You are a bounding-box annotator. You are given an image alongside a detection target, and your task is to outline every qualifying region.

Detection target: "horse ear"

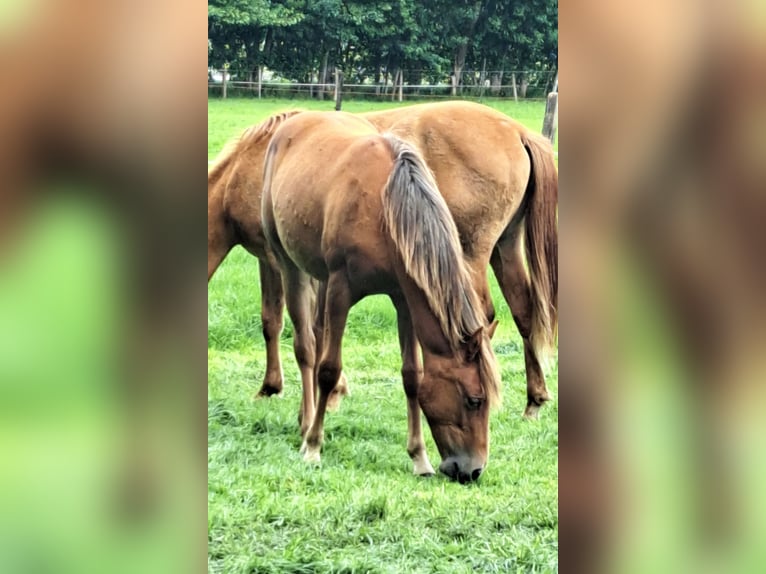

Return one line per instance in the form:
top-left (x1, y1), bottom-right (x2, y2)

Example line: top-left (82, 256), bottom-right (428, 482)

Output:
top-left (487, 320), bottom-right (499, 340)
top-left (465, 327), bottom-right (483, 363)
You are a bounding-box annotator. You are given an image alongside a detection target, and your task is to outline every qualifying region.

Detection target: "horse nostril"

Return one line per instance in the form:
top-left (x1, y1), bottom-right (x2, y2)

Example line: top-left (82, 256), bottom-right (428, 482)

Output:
top-left (471, 468), bottom-right (482, 481)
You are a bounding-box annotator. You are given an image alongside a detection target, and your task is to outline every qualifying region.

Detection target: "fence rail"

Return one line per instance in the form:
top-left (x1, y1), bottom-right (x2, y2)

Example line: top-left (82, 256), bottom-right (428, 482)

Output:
top-left (208, 69), bottom-right (558, 146)
top-left (208, 69), bottom-right (557, 102)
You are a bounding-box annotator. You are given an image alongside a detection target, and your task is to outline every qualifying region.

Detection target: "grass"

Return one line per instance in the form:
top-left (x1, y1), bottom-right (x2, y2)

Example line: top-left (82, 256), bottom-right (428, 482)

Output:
top-left (208, 97), bottom-right (555, 161)
top-left (208, 98), bottom-right (558, 573)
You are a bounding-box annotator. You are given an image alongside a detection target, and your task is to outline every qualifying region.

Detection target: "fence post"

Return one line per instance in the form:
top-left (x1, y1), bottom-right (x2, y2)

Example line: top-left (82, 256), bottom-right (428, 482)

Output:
top-left (257, 65), bottom-right (263, 99)
top-left (397, 70), bottom-right (403, 102)
top-left (222, 64), bottom-right (228, 99)
top-left (511, 72), bottom-right (518, 102)
top-left (479, 58), bottom-right (486, 100)
top-left (334, 67), bottom-right (343, 111)
top-left (542, 92), bottom-right (558, 145)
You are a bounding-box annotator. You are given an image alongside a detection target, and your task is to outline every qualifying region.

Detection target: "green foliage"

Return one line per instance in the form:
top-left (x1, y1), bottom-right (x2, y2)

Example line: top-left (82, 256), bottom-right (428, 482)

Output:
top-left (208, 0), bottom-right (558, 84)
top-left (208, 99), bottom-right (558, 573)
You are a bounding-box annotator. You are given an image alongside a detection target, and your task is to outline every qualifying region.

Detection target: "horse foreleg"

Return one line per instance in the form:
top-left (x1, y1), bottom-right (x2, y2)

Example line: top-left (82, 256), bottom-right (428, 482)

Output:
top-left (255, 259), bottom-right (285, 398)
top-left (302, 271), bottom-right (351, 464)
top-left (392, 295), bottom-right (435, 476)
top-left (491, 233), bottom-right (553, 419)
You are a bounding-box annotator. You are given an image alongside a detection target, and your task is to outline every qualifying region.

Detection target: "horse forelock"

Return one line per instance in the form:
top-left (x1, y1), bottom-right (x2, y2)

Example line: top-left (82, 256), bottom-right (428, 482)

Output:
top-left (381, 134), bottom-right (501, 406)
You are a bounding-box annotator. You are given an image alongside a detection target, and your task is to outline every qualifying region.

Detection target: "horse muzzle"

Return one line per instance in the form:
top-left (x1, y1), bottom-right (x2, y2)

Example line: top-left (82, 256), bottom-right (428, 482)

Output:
top-left (439, 457), bottom-right (484, 484)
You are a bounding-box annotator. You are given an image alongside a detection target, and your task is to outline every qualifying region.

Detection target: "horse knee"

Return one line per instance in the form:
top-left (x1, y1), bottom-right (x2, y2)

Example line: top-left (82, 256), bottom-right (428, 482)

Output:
top-left (261, 317), bottom-right (283, 342)
top-left (293, 334), bottom-right (315, 368)
top-left (401, 367), bottom-right (422, 398)
top-left (317, 362), bottom-right (341, 394)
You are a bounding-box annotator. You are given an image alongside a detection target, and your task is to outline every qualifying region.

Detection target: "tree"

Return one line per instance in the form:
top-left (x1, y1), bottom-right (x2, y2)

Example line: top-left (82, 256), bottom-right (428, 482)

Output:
top-left (207, 0), bottom-right (558, 97)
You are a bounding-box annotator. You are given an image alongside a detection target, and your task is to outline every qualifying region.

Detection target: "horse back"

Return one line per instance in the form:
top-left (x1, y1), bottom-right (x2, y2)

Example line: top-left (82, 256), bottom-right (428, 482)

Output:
top-left (363, 101), bottom-right (533, 254)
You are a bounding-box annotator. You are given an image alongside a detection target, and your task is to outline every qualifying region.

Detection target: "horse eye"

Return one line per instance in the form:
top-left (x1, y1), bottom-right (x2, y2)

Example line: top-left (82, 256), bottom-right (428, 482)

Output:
top-left (465, 396), bottom-right (483, 410)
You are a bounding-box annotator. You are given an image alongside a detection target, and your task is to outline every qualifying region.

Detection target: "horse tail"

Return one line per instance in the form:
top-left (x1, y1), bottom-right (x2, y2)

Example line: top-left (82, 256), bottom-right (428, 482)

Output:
top-left (520, 131), bottom-right (558, 363)
top-left (379, 134), bottom-right (475, 348)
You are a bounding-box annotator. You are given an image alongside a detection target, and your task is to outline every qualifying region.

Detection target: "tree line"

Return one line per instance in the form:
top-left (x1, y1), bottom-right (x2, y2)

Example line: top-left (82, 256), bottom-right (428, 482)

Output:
top-left (208, 0), bottom-right (557, 96)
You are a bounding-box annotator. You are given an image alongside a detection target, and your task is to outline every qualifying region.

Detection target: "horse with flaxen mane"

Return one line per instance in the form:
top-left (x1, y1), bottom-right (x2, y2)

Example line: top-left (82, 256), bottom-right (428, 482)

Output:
top-left (261, 111), bottom-right (501, 483)
top-left (208, 101), bottom-right (557, 420)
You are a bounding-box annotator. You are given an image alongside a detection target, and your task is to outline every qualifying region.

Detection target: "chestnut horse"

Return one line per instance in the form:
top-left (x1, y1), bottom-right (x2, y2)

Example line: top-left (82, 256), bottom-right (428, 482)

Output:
top-left (208, 101), bottom-right (557, 419)
top-left (262, 111), bottom-right (501, 482)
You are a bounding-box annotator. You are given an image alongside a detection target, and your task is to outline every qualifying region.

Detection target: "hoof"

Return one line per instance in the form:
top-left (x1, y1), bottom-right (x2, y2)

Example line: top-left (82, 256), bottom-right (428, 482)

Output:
top-left (255, 384), bottom-right (282, 399)
top-left (326, 389), bottom-right (345, 412)
top-left (326, 373), bottom-right (350, 412)
top-left (336, 372), bottom-right (350, 396)
top-left (417, 471), bottom-right (435, 478)
top-left (413, 457), bottom-right (435, 476)
top-left (523, 404), bottom-right (541, 420)
top-left (301, 441), bottom-right (321, 464)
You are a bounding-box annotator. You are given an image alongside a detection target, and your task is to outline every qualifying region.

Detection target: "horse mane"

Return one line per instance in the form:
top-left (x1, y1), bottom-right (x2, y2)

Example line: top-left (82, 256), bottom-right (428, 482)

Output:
top-left (380, 134), bottom-right (501, 406)
top-left (208, 110), bottom-right (305, 182)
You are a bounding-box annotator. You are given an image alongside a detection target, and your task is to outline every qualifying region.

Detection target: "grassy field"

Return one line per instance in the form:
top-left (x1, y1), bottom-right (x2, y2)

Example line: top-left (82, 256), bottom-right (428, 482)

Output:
top-left (208, 97), bottom-right (556, 161)
top-left (208, 97), bottom-right (558, 573)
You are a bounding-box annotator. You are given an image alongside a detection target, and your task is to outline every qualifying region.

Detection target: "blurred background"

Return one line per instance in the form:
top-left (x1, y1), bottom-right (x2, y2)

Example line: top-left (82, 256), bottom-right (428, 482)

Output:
top-left (0, 0), bottom-right (764, 572)
top-left (0, 1), bottom-right (207, 573)
top-left (560, 0), bottom-right (766, 572)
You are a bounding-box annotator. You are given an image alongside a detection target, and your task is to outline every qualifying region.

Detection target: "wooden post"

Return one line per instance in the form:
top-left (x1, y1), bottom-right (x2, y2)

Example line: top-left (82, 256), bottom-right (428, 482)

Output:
top-left (221, 65), bottom-right (228, 99)
top-left (397, 70), bottom-right (403, 102)
top-left (391, 69), bottom-right (400, 101)
top-left (257, 65), bottom-right (263, 99)
top-left (334, 67), bottom-right (343, 111)
top-left (511, 72), bottom-right (518, 102)
top-left (542, 92), bottom-right (558, 145)
top-left (319, 52), bottom-right (328, 100)
top-left (479, 58), bottom-right (486, 100)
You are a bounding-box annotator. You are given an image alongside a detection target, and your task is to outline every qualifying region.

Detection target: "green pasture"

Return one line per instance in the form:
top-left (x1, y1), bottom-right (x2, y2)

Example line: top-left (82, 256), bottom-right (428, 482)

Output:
top-left (208, 97), bottom-right (556, 161)
top-left (208, 98), bottom-right (558, 573)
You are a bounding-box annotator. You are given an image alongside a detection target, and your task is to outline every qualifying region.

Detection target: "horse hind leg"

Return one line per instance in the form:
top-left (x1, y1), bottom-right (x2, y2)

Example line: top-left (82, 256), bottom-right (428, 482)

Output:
top-left (254, 259), bottom-right (285, 398)
top-left (279, 263), bottom-right (318, 438)
top-left (302, 270), bottom-right (352, 464)
top-left (312, 279), bottom-right (349, 412)
top-left (491, 231), bottom-right (553, 419)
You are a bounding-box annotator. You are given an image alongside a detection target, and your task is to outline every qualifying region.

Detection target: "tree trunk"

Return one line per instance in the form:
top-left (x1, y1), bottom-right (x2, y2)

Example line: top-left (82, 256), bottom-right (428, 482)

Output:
top-left (319, 51), bottom-right (329, 100)
top-left (520, 74), bottom-right (529, 98)
top-left (490, 72), bottom-right (501, 95)
top-left (309, 70), bottom-right (314, 99)
top-left (451, 43), bottom-right (467, 96)
top-left (479, 58), bottom-right (486, 99)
